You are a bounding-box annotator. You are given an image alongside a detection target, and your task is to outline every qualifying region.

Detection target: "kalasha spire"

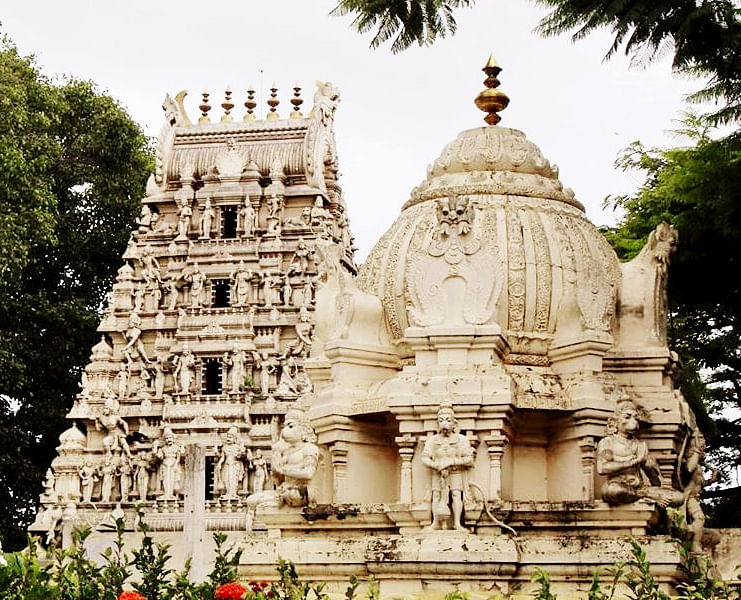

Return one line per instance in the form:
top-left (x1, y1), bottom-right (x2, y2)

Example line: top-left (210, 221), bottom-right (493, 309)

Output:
top-left (474, 54), bottom-right (510, 126)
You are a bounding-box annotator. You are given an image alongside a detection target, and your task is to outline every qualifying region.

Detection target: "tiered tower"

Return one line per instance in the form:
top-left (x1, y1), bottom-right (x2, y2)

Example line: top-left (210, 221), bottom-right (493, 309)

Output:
top-left (30, 82), bottom-right (356, 569)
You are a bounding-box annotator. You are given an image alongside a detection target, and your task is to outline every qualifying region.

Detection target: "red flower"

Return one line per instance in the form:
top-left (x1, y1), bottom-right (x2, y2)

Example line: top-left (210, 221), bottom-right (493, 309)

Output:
top-left (118, 592), bottom-right (147, 600)
top-left (215, 582), bottom-right (248, 600)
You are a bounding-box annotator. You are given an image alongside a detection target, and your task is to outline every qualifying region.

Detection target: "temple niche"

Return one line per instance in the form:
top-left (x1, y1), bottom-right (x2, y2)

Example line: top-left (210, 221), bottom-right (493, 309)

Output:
top-left (32, 59), bottom-right (719, 594)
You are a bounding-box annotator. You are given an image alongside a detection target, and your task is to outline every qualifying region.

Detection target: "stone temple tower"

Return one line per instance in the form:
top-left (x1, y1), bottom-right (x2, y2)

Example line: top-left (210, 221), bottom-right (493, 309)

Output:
top-left (33, 61), bottom-right (715, 594)
top-left (30, 82), bottom-right (356, 566)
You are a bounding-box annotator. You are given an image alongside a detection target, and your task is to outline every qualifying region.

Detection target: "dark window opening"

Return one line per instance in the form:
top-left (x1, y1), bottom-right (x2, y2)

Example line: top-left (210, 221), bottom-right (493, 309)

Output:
top-left (212, 279), bottom-right (231, 308)
top-left (206, 456), bottom-right (216, 500)
top-left (221, 206), bottom-right (238, 239)
top-left (202, 358), bottom-right (223, 395)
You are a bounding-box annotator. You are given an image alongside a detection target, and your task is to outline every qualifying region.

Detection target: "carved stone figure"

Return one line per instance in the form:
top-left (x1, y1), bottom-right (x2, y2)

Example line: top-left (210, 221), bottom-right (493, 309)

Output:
top-left (139, 245), bottom-right (162, 285)
top-left (43, 468), bottom-right (57, 501)
top-left (232, 261), bottom-right (252, 306)
top-left (154, 427), bottom-right (183, 500)
top-left (310, 196), bottom-right (332, 231)
top-left (282, 274), bottom-right (293, 306)
top-left (679, 428), bottom-right (709, 553)
top-left (173, 345), bottom-right (197, 395)
top-left (177, 198), bottom-right (193, 239)
top-left (96, 399), bottom-right (131, 457)
top-left (597, 397), bottom-right (683, 507)
top-left (421, 405), bottom-right (474, 531)
top-left (241, 199), bottom-right (256, 238)
top-left (224, 346), bottom-right (247, 393)
top-left (251, 449), bottom-right (268, 493)
top-left (200, 198), bottom-right (215, 238)
top-left (136, 204), bottom-right (155, 234)
top-left (78, 460), bottom-right (97, 503)
top-left (134, 450), bottom-right (152, 501)
top-left (216, 427), bottom-right (246, 500)
top-left (283, 306), bottom-right (313, 357)
top-left (291, 237), bottom-right (312, 276)
top-left (256, 351), bottom-right (278, 395)
top-left (118, 456), bottom-right (132, 503)
top-left (99, 454), bottom-right (116, 503)
top-left (245, 410), bottom-right (319, 531)
top-left (153, 354), bottom-right (167, 398)
top-left (165, 277), bottom-right (179, 310)
top-left (184, 262), bottom-right (207, 308)
top-left (124, 312), bottom-right (149, 363)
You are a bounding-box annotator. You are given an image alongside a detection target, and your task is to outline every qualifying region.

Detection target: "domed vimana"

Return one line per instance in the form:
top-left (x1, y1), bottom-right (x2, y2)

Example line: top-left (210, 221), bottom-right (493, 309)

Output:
top-left (33, 59), bottom-right (727, 594)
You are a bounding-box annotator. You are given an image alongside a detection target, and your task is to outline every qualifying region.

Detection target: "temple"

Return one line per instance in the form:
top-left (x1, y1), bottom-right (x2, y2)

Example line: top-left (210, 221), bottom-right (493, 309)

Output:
top-left (31, 59), bottom-right (722, 594)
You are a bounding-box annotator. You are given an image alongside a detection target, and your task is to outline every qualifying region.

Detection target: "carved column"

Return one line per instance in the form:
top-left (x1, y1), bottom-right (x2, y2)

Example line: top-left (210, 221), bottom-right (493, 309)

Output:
top-left (183, 444), bottom-right (206, 582)
top-left (578, 436), bottom-right (597, 501)
top-left (396, 434), bottom-right (416, 504)
top-left (329, 442), bottom-right (349, 503)
top-left (482, 433), bottom-right (508, 501)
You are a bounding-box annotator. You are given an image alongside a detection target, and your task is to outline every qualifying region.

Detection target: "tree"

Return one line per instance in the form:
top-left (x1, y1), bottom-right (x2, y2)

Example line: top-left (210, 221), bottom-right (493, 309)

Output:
top-left (602, 120), bottom-right (741, 525)
top-left (0, 37), bottom-right (153, 550)
top-left (333, 0), bottom-right (741, 123)
top-left (331, 0), bottom-right (473, 53)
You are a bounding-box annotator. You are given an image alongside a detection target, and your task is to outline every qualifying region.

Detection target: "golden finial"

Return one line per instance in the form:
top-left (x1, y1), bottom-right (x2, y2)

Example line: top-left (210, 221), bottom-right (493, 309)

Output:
top-left (474, 54), bottom-right (510, 126)
top-left (221, 87), bottom-right (234, 122)
top-left (198, 90), bottom-right (211, 124)
top-left (244, 87), bottom-right (256, 121)
top-left (267, 83), bottom-right (280, 120)
top-left (290, 83), bottom-right (303, 118)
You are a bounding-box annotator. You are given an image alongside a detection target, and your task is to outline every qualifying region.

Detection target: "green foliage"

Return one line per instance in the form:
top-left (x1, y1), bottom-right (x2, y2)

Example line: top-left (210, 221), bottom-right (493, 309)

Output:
top-left (624, 540), bottom-right (670, 600)
top-left (536, 1), bottom-right (741, 125)
top-left (333, 1), bottom-right (740, 124)
top-left (0, 35), bottom-right (153, 550)
top-left (204, 532), bottom-right (244, 598)
top-left (531, 568), bottom-right (558, 600)
top-left (331, 0), bottom-right (473, 53)
top-left (603, 122), bottom-right (741, 522)
top-left (0, 531), bottom-right (739, 600)
top-left (131, 523), bottom-right (174, 600)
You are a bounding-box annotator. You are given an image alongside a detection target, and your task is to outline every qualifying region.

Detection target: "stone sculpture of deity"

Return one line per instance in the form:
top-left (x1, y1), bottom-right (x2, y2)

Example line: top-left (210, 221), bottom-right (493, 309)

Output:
top-left (224, 345), bottom-right (248, 394)
top-left (200, 198), bottom-right (215, 239)
top-left (173, 344), bottom-right (197, 395)
top-left (597, 397), bottom-right (683, 508)
top-left (154, 427), bottom-right (184, 500)
top-left (96, 398), bottom-right (131, 457)
top-left (421, 405), bottom-right (475, 531)
top-left (216, 427), bottom-right (248, 500)
top-left (232, 261), bottom-right (253, 306)
top-left (78, 460), bottom-right (97, 503)
top-left (244, 409), bottom-right (319, 531)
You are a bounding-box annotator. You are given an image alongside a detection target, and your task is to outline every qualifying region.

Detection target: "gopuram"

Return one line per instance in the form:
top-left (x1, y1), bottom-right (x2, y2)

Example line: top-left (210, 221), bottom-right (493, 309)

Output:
top-left (31, 58), bottom-right (717, 595)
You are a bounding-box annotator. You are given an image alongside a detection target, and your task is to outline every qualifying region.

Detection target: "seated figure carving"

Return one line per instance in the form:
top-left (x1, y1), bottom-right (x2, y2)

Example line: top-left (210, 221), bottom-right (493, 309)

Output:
top-left (597, 397), bottom-right (682, 507)
top-left (245, 409), bottom-right (319, 531)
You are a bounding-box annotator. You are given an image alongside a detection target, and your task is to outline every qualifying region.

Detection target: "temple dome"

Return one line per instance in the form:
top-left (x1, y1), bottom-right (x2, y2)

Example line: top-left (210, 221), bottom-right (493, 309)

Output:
top-left (357, 123), bottom-right (621, 362)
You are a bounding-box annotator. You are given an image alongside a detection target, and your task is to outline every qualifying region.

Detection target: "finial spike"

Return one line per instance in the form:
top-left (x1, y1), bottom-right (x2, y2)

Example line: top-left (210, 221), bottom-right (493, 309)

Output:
top-left (290, 83), bottom-right (303, 118)
top-left (267, 83), bottom-right (280, 120)
top-left (244, 87), bottom-right (256, 121)
top-left (474, 54), bottom-right (510, 126)
top-left (221, 86), bottom-right (234, 122)
top-left (198, 89), bottom-right (211, 124)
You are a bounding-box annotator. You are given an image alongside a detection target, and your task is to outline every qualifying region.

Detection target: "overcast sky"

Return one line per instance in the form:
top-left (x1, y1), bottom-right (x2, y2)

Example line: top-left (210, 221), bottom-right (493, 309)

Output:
top-left (2, 0), bottom-right (699, 261)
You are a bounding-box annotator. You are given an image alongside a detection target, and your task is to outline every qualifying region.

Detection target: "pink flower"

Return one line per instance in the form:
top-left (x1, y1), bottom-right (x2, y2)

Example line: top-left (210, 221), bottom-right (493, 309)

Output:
top-left (215, 582), bottom-right (248, 600)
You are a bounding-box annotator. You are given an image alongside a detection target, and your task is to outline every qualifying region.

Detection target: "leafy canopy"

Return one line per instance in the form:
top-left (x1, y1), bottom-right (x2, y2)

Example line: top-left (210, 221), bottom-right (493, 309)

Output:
top-left (332, 0), bottom-right (741, 123)
top-left (0, 36), bottom-right (153, 550)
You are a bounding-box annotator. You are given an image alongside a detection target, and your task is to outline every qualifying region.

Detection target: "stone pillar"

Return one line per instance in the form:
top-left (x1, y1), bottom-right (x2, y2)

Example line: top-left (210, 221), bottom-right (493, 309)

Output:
top-left (396, 435), bottom-right (416, 504)
top-left (329, 442), bottom-right (349, 502)
top-left (578, 436), bottom-right (597, 501)
top-left (183, 444), bottom-right (206, 582)
top-left (482, 433), bottom-right (507, 501)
